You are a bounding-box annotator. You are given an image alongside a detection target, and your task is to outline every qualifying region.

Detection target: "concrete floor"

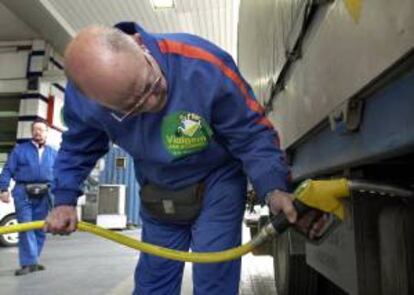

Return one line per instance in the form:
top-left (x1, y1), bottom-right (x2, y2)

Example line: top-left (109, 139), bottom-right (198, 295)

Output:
top-left (0, 226), bottom-right (276, 295)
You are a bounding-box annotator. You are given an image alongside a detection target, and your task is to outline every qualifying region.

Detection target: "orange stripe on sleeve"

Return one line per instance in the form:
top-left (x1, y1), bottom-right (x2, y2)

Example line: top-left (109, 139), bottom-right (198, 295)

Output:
top-left (158, 40), bottom-right (273, 127)
top-left (256, 117), bottom-right (273, 129)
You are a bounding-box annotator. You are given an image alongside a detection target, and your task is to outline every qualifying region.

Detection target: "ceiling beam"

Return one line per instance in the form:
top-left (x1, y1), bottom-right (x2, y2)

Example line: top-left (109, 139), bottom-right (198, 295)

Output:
top-left (1, 0), bottom-right (74, 54)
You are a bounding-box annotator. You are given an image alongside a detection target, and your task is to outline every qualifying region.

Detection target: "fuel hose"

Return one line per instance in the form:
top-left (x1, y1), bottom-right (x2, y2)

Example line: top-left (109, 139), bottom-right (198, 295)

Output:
top-left (0, 179), bottom-right (353, 263)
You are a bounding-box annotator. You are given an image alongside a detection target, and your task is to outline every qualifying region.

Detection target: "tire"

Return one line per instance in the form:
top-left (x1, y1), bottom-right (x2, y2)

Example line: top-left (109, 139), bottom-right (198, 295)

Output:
top-left (0, 214), bottom-right (19, 247)
top-left (273, 231), bottom-right (318, 295)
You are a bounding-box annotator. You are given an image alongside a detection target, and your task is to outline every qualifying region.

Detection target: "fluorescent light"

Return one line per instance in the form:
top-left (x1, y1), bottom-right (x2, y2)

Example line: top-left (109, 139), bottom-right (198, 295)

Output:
top-left (150, 0), bottom-right (175, 9)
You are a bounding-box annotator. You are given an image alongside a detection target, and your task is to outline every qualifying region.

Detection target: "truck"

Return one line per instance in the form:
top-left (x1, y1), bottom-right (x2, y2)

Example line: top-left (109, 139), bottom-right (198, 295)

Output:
top-left (238, 0), bottom-right (414, 294)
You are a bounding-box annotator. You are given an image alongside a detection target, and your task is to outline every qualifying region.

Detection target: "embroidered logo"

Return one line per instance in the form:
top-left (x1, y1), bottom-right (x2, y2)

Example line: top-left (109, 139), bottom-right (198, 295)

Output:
top-left (161, 111), bottom-right (213, 157)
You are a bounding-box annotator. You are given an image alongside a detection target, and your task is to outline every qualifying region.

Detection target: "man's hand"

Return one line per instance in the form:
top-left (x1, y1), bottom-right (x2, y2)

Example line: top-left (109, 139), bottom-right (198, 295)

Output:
top-left (267, 190), bottom-right (330, 239)
top-left (44, 205), bottom-right (78, 234)
top-left (0, 191), bottom-right (10, 203)
top-left (266, 190), bottom-right (297, 223)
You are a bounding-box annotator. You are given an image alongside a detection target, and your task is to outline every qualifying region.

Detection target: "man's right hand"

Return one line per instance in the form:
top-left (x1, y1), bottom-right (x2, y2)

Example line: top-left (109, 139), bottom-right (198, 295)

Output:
top-left (44, 205), bottom-right (78, 234)
top-left (0, 191), bottom-right (10, 203)
top-left (266, 190), bottom-right (298, 223)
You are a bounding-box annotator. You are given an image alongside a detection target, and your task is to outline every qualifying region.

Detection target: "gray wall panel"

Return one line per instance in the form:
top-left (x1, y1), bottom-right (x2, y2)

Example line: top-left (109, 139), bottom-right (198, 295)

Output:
top-left (239, 0), bottom-right (414, 148)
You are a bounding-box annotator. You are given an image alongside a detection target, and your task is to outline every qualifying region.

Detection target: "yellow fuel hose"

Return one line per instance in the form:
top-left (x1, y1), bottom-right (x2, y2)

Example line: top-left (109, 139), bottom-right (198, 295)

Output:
top-left (0, 178), bottom-right (351, 263)
top-left (0, 220), bottom-right (258, 263)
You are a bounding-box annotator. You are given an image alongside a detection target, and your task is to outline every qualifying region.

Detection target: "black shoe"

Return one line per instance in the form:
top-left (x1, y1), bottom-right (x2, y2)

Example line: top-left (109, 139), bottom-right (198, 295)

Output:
top-left (14, 264), bottom-right (45, 276)
top-left (15, 266), bottom-right (35, 276)
top-left (35, 264), bottom-right (45, 271)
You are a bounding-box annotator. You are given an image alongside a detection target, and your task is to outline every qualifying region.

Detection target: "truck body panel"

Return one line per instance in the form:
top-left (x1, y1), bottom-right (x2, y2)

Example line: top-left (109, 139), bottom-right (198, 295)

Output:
top-left (238, 0), bottom-right (414, 148)
top-left (238, 1), bottom-right (414, 294)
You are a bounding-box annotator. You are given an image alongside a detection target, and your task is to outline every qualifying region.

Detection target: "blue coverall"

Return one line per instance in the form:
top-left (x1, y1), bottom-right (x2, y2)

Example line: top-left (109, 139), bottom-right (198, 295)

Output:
top-left (0, 141), bottom-right (56, 266)
top-left (52, 22), bottom-right (290, 294)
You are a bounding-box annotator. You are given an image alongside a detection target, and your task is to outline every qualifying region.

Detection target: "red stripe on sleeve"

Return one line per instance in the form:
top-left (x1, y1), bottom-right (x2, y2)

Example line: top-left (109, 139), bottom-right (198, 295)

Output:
top-left (158, 40), bottom-right (272, 125)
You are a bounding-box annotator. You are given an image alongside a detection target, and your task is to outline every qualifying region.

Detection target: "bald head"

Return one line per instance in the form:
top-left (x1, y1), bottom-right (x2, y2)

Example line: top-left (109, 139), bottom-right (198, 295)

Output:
top-left (64, 25), bottom-right (148, 110)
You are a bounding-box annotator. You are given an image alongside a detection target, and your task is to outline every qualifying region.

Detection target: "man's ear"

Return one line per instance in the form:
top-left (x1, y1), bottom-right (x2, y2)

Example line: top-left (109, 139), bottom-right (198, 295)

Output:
top-left (131, 33), bottom-right (149, 52)
top-left (131, 33), bottom-right (144, 46)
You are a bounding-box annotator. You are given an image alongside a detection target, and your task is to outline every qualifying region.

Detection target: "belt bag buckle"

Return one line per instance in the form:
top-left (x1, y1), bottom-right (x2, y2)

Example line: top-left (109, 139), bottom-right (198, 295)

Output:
top-left (140, 183), bottom-right (205, 223)
top-left (25, 183), bottom-right (49, 198)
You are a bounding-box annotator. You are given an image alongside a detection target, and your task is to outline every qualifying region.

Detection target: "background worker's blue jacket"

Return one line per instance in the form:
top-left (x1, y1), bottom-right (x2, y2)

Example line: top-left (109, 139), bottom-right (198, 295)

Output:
top-left (0, 142), bottom-right (57, 189)
top-left (0, 141), bottom-right (56, 267)
top-left (52, 22), bottom-right (290, 206)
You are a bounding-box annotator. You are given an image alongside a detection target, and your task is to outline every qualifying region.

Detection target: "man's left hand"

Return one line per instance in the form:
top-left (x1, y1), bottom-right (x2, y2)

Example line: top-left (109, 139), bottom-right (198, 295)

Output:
top-left (266, 190), bottom-right (330, 239)
top-left (266, 190), bottom-right (297, 223)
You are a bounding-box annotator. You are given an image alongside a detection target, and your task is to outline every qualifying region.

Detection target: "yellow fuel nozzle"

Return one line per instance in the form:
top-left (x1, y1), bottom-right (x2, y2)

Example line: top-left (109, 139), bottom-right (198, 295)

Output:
top-left (269, 178), bottom-right (351, 236)
top-left (294, 178), bottom-right (350, 220)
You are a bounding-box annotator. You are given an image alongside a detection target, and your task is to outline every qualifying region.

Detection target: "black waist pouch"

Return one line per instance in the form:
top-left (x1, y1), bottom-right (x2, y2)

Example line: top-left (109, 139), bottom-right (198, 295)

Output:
top-left (140, 183), bottom-right (205, 223)
top-left (25, 183), bottom-right (49, 198)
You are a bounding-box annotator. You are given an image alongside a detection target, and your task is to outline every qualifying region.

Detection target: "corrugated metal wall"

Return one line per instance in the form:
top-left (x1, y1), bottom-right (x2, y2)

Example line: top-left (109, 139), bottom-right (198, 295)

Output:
top-left (100, 145), bottom-right (141, 226)
top-left (46, 0), bottom-right (239, 58)
top-left (21, 0), bottom-right (240, 59)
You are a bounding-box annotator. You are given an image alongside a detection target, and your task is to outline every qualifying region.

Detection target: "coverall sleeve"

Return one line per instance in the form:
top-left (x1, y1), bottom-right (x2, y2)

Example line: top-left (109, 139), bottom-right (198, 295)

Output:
top-left (211, 62), bottom-right (290, 201)
top-left (52, 83), bottom-right (110, 206)
top-left (0, 147), bottom-right (18, 191)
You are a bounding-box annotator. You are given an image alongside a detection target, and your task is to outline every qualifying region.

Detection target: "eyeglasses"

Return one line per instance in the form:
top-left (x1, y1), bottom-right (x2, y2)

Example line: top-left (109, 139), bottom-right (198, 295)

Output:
top-left (111, 54), bottom-right (162, 122)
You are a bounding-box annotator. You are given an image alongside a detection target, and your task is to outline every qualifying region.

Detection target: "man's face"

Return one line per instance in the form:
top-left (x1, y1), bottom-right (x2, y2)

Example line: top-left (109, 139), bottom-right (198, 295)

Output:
top-left (82, 45), bottom-right (168, 119)
top-left (31, 122), bottom-right (48, 144)
top-left (114, 51), bottom-right (168, 117)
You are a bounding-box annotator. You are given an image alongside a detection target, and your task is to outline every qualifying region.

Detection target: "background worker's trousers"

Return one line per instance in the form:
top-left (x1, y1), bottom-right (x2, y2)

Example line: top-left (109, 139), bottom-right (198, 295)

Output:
top-left (13, 185), bottom-right (50, 267)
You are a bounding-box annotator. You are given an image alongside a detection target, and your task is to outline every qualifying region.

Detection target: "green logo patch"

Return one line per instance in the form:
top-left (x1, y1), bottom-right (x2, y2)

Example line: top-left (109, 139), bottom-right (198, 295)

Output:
top-left (161, 111), bottom-right (213, 157)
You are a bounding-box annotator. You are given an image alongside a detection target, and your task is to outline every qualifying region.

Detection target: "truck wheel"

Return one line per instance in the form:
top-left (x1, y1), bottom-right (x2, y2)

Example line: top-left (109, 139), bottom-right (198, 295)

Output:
top-left (0, 214), bottom-right (19, 247)
top-left (273, 231), bottom-right (318, 295)
top-left (379, 204), bottom-right (414, 295)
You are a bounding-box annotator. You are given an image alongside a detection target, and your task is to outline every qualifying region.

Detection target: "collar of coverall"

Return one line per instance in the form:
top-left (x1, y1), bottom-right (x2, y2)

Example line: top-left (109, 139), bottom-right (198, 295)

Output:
top-left (31, 140), bottom-right (45, 149)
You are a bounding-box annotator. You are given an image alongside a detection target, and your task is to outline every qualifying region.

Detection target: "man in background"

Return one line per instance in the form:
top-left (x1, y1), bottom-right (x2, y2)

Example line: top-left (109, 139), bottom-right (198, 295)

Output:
top-left (0, 119), bottom-right (57, 275)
